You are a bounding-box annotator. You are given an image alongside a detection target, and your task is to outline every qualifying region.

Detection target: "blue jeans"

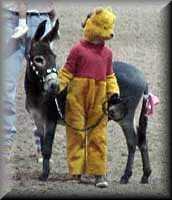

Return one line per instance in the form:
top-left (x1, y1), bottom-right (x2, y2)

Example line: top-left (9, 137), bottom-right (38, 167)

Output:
top-left (1, 10), bottom-right (53, 148)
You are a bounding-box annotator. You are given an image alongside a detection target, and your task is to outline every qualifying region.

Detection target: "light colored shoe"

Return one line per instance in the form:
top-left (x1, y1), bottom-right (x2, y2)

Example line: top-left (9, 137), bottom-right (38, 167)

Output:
top-left (11, 24), bottom-right (28, 39)
top-left (95, 175), bottom-right (108, 188)
top-left (0, 153), bottom-right (11, 162)
top-left (0, 145), bottom-right (14, 161)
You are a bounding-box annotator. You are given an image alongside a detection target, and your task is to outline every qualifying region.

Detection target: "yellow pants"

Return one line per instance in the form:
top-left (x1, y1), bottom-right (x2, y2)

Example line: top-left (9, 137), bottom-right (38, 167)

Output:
top-left (65, 77), bottom-right (108, 175)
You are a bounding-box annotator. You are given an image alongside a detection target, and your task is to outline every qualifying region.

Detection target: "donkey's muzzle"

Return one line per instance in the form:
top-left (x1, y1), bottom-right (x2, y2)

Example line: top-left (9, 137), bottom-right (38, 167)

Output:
top-left (108, 101), bottom-right (128, 121)
top-left (108, 108), bottom-right (115, 120)
top-left (44, 72), bottom-right (59, 94)
top-left (47, 80), bottom-right (59, 94)
top-left (50, 82), bottom-right (58, 90)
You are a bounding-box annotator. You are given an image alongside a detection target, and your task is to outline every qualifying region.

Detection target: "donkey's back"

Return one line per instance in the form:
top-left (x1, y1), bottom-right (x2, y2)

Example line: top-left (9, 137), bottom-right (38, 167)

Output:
top-left (114, 61), bottom-right (148, 107)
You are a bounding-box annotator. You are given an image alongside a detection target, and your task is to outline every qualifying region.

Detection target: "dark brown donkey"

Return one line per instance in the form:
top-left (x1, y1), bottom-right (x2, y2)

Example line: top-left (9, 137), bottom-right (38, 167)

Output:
top-left (24, 19), bottom-right (66, 181)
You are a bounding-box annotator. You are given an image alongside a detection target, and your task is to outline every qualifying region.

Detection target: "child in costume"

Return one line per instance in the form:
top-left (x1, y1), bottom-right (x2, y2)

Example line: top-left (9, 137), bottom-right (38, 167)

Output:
top-left (58, 7), bottom-right (120, 187)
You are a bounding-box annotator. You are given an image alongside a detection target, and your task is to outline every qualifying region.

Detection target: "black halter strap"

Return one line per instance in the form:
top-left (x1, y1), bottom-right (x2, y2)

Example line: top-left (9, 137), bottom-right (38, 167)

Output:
top-left (27, 54), bottom-right (58, 84)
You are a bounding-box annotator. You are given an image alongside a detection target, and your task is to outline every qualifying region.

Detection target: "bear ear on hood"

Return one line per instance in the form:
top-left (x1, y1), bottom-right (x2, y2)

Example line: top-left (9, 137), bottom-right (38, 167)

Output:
top-left (106, 7), bottom-right (113, 12)
top-left (94, 7), bottom-right (103, 15)
top-left (81, 12), bottom-right (93, 28)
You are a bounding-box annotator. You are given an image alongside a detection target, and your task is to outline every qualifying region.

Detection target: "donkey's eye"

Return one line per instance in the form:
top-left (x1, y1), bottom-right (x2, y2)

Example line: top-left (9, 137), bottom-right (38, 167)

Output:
top-left (33, 55), bottom-right (46, 67)
top-left (35, 57), bottom-right (43, 63)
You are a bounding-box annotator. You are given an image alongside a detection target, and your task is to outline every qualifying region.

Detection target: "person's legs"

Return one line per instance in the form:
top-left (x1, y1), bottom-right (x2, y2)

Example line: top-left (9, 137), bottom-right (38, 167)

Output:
top-left (86, 119), bottom-right (109, 188)
top-left (0, 11), bottom-right (25, 159)
top-left (2, 49), bottom-right (25, 140)
top-left (85, 80), bottom-right (109, 187)
top-left (66, 127), bottom-right (85, 175)
top-left (64, 78), bottom-right (86, 175)
top-left (86, 120), bottom-right (108, 175)
top-left (1, 12), bottom-right (53, 159)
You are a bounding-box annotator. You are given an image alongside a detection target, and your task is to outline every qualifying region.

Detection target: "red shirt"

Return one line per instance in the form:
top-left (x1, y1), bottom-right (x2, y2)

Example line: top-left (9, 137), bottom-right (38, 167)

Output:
top-left (65, 39), bottom-right (113, 81)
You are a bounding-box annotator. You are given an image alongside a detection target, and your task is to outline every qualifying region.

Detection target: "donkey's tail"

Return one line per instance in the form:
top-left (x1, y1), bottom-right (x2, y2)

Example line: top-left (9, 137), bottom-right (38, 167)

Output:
top-left (137, 84), bottom-right (149, 148)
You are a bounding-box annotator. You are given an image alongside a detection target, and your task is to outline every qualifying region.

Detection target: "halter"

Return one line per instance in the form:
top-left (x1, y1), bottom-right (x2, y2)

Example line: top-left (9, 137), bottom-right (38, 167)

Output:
top-left (27, 54), bottom-right (58, 84)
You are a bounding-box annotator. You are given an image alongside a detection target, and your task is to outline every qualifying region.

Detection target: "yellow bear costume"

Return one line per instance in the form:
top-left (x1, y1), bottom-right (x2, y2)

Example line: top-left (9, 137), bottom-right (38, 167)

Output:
top-left (59, 7), bottom-right (119, 175)
top-left (83, 7), bottom-right (116, 41)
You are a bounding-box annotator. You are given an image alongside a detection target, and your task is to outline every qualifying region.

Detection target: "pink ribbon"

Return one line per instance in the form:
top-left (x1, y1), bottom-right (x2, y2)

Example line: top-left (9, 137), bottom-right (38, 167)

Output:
top-left (145, 93), bottom-right (159, 116)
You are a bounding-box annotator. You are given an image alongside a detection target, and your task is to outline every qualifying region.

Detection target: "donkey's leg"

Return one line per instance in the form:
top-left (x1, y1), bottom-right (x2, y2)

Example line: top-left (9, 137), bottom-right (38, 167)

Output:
top-left (32, 114), bottom-right (44, 162)
top-left (137, 114), bottom-right (152, 184)
top-left (33, 127), bottom-right (43, 159)
top-left (39, 120), bottom-right (56, 181)
top-left (31, 109), bottom-right (44, 159)
top-left (119, 119), bottom-right (137, 184)
top-left (138, 140), bottom-right (151, 184)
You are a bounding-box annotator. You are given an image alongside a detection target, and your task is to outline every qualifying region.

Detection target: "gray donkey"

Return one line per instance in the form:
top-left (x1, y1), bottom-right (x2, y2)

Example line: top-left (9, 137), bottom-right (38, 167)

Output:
top-left (25, 20), bottom-right (154, 184)
top-left (108, 62), bottom-right (152, 184)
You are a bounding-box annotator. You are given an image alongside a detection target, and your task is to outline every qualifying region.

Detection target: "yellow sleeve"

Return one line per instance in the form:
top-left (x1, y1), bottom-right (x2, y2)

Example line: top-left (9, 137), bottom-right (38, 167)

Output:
top-left (58, 67), bottom-right (73, 92)
top-left (106, 73), bottom-right (120, 98)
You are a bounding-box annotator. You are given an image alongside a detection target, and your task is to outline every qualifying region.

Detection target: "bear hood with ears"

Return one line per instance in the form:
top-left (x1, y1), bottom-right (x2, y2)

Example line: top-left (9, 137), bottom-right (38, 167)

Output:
top-left (83, 7), bottom-right (116, 41)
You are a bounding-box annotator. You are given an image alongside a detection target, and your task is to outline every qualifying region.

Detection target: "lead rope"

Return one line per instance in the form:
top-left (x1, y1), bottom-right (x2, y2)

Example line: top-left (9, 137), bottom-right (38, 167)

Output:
top-left (55, 98), bottom-right (63, 119)
top-left (55, 98), bottom-right (107, 132)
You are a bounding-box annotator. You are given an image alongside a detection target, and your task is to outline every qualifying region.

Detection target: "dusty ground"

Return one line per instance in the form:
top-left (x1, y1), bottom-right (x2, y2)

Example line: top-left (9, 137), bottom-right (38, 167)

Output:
top-left (1, 0), bottom-right (171, 199)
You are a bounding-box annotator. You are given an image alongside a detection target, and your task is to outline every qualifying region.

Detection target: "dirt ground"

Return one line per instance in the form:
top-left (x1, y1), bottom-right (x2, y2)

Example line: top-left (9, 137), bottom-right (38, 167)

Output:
top-left (1, 0), bottom-right (171, 199)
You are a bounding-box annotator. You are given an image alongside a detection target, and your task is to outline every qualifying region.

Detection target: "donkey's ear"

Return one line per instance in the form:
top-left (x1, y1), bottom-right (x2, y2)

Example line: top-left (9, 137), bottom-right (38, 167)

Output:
top-left (33, 20), bottom-right (47, 41)
top-left (42, 18), bottom-right (60, 43)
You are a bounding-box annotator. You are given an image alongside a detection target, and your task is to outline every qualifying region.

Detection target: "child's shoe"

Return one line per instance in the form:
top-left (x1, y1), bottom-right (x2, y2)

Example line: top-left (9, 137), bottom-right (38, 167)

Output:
top-left (72, 175), bottom-right (81, 181)
top-left (95, 175), bottom-right (108, 188)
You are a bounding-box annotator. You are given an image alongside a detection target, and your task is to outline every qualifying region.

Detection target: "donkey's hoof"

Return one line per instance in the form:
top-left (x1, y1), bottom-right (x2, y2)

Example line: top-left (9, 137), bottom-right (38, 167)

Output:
top-left (39, 174), bottom-right (48, 181)
top-left (141, 169), bottom-right (151, 184)
top-left (120, 176), bottom-right (129, 184)
top-left (141, 176), bottom-right (149, 184)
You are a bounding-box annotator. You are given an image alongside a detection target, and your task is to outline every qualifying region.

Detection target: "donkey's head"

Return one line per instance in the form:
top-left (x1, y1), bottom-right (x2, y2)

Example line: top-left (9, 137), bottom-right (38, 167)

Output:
top-left (27, 19), bottom-right (60, 94)
top-left (108, 95), bottom-right (129, 121)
